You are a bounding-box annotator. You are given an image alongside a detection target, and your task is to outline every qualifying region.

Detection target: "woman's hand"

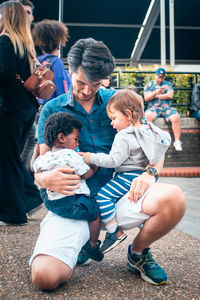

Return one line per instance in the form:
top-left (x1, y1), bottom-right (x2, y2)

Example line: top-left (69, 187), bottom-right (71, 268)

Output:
top-left (34, 168), bottom-right (81, 196)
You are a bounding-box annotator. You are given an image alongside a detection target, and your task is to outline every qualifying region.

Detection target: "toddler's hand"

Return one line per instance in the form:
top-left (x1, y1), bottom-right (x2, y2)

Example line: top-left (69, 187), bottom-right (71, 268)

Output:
top-left (78, 152), bottom-right (91, 165)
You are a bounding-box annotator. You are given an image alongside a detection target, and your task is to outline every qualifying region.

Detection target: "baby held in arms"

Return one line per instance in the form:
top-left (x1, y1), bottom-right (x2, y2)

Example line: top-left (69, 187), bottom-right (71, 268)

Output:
top-left (80, 89), bottom-right (171, 254)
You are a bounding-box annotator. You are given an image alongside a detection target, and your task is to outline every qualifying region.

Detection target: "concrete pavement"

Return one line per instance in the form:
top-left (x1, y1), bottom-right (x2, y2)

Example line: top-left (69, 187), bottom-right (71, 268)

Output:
top-left (159, 177), bottom-right (200, 239)
top-left (0, 177), bottom-right (199, 299)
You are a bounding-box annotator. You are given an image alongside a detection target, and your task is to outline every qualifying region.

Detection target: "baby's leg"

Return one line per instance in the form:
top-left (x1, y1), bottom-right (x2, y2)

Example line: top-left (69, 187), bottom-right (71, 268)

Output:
top-left (96, 176), bottom-right (130, 233)
top-left (81, 216), bottom-right (103, 262)
top-left (88, 215), bottom-right (101, 248)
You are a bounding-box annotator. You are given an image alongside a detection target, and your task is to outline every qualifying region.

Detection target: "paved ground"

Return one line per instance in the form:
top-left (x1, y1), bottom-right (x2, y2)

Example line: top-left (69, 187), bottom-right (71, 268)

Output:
top-left (0, 177), bottom-right (199, 299)
top-left (159, 177), bottom-right (200, 239)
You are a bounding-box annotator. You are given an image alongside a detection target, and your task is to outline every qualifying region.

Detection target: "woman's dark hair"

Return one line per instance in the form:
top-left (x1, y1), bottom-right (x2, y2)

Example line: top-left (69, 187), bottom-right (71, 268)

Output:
top-left (44, 112), bottom-right (82, 147)
top-left (67, 38), bottom-right (115, 82)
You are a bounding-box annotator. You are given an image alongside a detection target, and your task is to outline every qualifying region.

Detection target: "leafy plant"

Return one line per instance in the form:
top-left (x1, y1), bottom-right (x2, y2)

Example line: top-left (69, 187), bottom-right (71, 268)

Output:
top-left (111, 67), bottom-right (197, 116)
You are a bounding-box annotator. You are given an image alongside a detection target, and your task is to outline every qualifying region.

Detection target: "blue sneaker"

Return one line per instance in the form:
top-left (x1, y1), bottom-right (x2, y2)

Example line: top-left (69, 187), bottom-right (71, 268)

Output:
top-left (76, 252), bottom-right (91, 266)
top-left (76, 240), bottom-right (103, 266)
top-left (100, 228), bottom-right (127, 254)
top-left (82, 240), bottom-right (104, 262)
top-left (127, 245), bottom-right (167, 285)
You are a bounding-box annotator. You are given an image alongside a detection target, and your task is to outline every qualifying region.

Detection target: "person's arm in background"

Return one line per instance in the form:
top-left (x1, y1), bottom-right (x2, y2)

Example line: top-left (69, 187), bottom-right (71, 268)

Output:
top-left (128, 155), bottom-right (165, 202)
top-left (143, 82), bottom-right (159, 102)
top-left (144, 89), bottom-right (158, 102)
top-left (157, 88), bottom-right (174, 100)
top-left (51, 57), bottom-right (71, 97)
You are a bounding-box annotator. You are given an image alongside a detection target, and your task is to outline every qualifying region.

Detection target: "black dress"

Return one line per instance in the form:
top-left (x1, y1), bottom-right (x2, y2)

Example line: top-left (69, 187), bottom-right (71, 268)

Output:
top-left (0, 35), bottom-right (42, 224)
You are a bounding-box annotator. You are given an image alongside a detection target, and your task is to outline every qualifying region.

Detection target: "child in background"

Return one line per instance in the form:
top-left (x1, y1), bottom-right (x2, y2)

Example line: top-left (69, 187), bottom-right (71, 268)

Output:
top-left (32, 19), bottom-right (71, 107)
top-left (80, 89), bottom-right (171, 253)
top-left (33, 112), bottom-right (103, 262)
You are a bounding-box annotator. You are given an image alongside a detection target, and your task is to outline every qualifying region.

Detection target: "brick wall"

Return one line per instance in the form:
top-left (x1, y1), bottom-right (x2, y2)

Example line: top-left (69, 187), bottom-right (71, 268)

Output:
top-left (154, 118), bottom-right (200, 168)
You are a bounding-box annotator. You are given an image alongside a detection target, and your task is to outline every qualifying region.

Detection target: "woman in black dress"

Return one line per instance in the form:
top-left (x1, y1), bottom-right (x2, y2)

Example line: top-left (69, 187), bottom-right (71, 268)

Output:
top-left (0, 1), bottom-right (42, 225)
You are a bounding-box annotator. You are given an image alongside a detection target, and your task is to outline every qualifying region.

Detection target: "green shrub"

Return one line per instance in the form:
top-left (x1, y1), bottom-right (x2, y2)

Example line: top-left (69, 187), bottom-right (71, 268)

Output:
top-left (112, 67), bottom-right (198, 116)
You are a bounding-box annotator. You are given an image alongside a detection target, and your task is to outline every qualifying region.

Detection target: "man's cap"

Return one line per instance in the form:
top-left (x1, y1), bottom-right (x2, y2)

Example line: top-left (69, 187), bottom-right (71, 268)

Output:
top-left (155, 68), bottom-right (166, 77)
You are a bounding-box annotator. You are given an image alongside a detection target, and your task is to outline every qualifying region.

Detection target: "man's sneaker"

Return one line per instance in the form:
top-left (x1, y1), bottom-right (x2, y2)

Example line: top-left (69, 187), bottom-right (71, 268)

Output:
top-left (127, 262), bottom-right (140, 275)
top-left (127, 245), bottom-right (167, 285)
top-left (81, 240), bottom-right (104, 262)
top-left (173, 140), bottom-right (182, 151)
top-left (100, 228), bottom-right (127, 254)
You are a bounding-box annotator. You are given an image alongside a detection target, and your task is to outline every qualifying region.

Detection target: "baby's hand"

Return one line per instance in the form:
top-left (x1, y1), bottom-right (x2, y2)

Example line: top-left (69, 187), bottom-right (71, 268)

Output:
top-left (78, 152), bottom-right (91, 165)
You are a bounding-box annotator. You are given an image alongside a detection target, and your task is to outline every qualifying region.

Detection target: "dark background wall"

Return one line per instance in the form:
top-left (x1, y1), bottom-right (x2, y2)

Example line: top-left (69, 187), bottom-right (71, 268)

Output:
top-left (19, 0), bottom-right (200, 63)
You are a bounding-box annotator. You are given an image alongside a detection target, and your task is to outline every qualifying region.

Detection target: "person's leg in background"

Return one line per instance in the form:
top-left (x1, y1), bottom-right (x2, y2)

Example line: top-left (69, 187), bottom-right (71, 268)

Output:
top-left (0, 107), bottom-right (42, 225)
top-left (167, 109), bottom-right (182, 151)
top-left (144, 108), bottom-right (157, 123)
top-left (20, 122), bottom-right (37, 170)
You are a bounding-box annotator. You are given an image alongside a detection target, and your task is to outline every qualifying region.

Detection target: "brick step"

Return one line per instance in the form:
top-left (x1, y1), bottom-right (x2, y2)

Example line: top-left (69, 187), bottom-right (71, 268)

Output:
top-left (160, 167), bottom-right (200, 177)
top-left (154, 118), bottom-right (200, 168)
top-left (164, 150), bottom-right (200, 167)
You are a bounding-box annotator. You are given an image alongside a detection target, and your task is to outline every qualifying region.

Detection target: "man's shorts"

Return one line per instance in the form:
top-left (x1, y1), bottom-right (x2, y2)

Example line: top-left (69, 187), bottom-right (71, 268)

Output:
top-left (145, 105), bottom-right (178, 122)
top-left (29, 186), bottom-right (154, 270)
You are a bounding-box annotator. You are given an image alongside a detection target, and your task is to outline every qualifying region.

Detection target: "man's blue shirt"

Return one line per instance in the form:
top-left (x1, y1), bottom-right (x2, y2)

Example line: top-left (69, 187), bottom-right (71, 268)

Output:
top-left (38, 87), bottom-right (116, 154)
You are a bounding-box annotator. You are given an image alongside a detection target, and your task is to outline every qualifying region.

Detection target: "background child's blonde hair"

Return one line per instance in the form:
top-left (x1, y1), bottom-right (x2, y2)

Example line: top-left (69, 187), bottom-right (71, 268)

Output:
top-left (106, 89), bottom-right (144, 123)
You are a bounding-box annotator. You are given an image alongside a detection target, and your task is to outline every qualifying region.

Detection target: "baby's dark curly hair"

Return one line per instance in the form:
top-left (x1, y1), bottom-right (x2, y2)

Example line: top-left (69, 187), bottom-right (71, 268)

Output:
top-left (44, 112), bottom-right (82, 148)
top-left (32, 19), bottom-right (69, 53)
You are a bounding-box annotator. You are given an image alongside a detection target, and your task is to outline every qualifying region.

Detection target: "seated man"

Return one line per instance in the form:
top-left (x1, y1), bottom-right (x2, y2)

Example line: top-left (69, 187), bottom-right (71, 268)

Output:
top-left (144, 68), bottom-right (182, 151)
top-left (30, 39), bottom-right (186, 290)
top-left (189, 82), bottom-right (200, 120)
